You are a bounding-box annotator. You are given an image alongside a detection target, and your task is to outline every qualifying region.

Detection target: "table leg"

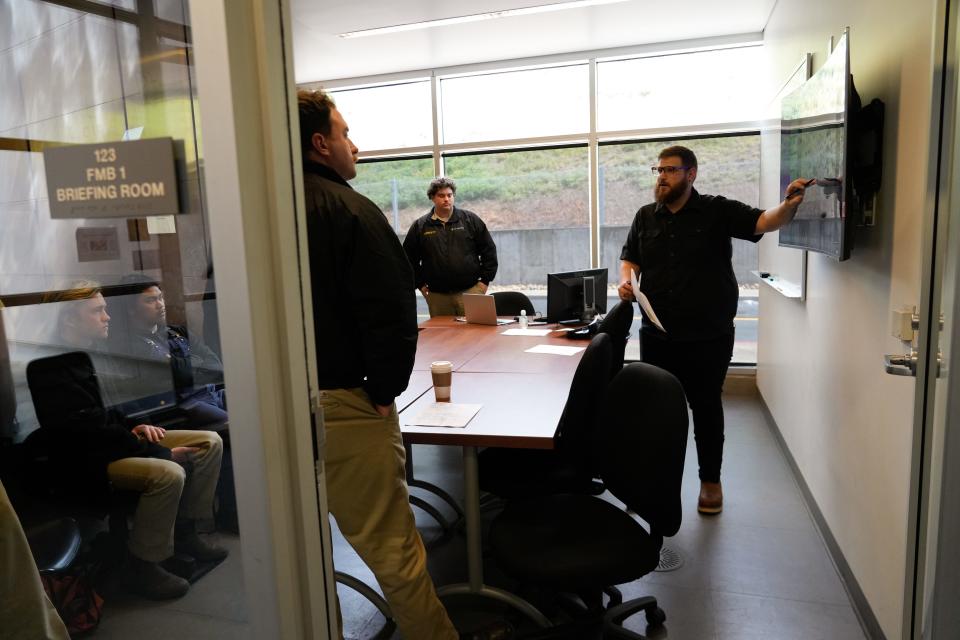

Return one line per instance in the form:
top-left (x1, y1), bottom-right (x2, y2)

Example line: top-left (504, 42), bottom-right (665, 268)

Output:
top-left (463, 445), bottom-right (484, 590)
top-left (434, 446), bottom-right (551, 628)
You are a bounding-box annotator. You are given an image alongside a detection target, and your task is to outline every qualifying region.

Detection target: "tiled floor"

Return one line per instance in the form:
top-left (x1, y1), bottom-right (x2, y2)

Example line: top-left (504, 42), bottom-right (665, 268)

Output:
top-left (335, 385), bottom-right (868, 640)
top-left (91, 384), bottom-right (868, 639)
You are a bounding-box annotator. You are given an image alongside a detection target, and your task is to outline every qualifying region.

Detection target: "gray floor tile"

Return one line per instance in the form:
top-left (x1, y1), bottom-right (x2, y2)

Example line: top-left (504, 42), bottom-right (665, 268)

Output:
top-left (616, 581), bottom-right (719, 640)
top-left (94, 534), bottom-right (249, 637)
top-left (713, 591), bottom-right (866, 640)
top-left (646, 522), bottom-right (850, 606)
top-left (95, 608), bottom-right (251, 640)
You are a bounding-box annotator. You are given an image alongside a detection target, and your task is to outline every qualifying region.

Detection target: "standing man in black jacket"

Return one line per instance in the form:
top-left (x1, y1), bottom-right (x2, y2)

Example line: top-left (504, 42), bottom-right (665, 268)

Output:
top-left (403, 178), bottom-right (498, 317)
top-left (297, 89), bottom-right (463, 640)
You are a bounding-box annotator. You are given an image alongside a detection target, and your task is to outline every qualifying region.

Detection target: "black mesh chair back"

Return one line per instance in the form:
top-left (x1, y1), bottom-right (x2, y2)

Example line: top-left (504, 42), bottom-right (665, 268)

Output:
top-left (556, 333), bottom-right (613, 464)
top-left (597, 300), bottom-right (634, 379)
top-left (478, 333), bottom-right (611, 499)
top-left (492, 291), bottom-right (536, 316)
top-left (26, 351), bottom-right (117, 498)
top-left (596, 362), bottom-right (688, 537)
top-left (27, 351), bottom-right (107, 432)
top-left (488, 361), bottom-right (689, 637)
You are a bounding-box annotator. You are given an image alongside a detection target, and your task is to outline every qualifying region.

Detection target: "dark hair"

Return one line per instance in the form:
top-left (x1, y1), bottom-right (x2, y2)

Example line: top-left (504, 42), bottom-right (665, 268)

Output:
top-left (427, 177), bottom-right (457, 199)
top-left (119, 273), bottom-right (160, 296)
top-left (658, 145), bottom-right (698, 169)
top-left (297, 89), bottom-right (336, 155)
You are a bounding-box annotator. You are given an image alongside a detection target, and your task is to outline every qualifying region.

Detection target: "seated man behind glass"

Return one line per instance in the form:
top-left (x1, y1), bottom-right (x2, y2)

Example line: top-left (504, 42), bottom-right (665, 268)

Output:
top-left (48, 283), bottom-right (227, 599)
top-left (112, 275), bottom-right (227, 431)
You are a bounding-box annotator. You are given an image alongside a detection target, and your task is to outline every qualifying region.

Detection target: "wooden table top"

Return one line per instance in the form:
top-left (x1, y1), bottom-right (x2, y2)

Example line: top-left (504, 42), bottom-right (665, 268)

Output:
top-left (401, 318), bottom-right (587, 449)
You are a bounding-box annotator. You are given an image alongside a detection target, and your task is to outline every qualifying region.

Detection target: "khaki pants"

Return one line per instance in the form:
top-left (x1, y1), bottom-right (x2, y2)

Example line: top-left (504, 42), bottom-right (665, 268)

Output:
top-left (320, 388), bottom-right (457, 640)
top-left (107, 430), bottom-right (223, 562)
top-left (0, 479), bottom-right (70, 640)
top-left (425, 282), bottom-right (486, 317)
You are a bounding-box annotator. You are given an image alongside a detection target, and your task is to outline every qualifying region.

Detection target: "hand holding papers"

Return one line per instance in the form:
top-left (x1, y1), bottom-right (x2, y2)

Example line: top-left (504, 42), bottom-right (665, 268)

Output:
top-left (410, 403), bottom-right (482, 428)
top-left (631, 269), bottom-right (666, 333)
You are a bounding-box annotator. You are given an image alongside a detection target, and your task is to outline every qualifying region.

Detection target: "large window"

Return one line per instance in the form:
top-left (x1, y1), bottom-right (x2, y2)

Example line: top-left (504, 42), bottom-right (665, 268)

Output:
top-left (327, 80), bottom-right (433, 151)
top-left (597, 46), bottom-right (766, 131)
top-left (315, 43), bottom-right (766, 361)
top-left (445, 146), bottom-right (590, 287)
top-left (353, 156), bottom-right (435, 233)
top-left (440, 64), bottom-right (589, 143)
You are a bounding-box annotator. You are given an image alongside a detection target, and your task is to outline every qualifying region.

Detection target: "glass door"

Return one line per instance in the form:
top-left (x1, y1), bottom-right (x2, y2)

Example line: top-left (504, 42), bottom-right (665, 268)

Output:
top-left (0, 1), bottom-right (333, 637)
top-left (910, 0), bottom-right (960, 635)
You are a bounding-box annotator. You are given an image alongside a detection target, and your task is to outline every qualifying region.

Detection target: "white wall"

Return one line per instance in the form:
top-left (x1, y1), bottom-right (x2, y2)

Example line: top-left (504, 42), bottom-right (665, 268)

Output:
top-left (757, 1), bottom-right (940, 638)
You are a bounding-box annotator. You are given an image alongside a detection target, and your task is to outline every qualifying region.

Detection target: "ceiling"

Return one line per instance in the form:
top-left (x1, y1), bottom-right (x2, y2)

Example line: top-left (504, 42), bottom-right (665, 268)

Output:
top-left (290, 0), bottom-right (777, 84)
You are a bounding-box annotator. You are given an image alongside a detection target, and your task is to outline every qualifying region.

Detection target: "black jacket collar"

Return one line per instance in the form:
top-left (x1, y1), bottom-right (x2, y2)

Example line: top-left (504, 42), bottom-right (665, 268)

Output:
top-left (303, 161), bottom-right (353, 189)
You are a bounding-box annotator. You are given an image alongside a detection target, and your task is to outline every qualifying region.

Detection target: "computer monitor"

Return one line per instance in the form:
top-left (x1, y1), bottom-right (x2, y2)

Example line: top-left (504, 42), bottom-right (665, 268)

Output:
top-left (546, 267), bottom-right (608, 323)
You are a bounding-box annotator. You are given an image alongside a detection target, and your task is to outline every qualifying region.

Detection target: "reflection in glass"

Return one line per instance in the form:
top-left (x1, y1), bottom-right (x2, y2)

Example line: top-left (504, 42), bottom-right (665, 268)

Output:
top-left (0, 0), bottom-right (245, 633)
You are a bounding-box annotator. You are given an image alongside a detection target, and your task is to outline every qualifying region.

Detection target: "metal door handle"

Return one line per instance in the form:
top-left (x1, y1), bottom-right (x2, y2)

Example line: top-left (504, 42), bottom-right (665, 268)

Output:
top-left (884, 352), bottom-right (918, 376)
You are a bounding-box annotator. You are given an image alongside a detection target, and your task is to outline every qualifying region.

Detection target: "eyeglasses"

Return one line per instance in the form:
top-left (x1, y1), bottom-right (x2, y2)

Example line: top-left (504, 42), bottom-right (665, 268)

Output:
top-left (651, 165), bottom-right (689, 175)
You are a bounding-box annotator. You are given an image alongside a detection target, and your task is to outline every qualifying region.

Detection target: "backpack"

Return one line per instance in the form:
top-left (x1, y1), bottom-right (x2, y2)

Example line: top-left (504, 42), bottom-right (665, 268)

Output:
top-left (41, 568), bottom-right (105, 636)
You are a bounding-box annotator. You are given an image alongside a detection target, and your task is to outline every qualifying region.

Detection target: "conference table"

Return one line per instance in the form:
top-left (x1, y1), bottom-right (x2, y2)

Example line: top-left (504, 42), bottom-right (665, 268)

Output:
top-left (398, 317), bottom-right (588, 626)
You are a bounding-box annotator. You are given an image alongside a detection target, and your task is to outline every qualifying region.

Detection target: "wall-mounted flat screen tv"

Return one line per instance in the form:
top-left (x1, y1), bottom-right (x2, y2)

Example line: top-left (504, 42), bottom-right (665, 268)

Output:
top-left (780, 30), bottom-right (858, 261)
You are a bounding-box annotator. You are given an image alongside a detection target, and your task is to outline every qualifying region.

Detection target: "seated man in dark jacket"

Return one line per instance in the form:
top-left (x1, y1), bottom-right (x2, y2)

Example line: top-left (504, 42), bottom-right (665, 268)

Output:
top-left (112, 276), bottom-right (227, 431)
top-left (44, 284), bottom-right (226, 600)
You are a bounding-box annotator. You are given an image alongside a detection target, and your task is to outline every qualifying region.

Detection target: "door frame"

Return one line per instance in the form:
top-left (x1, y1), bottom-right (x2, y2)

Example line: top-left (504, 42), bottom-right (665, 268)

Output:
top-left (188, 1), bottom-right (336, 637)
top-left (905, 0), bottom-right (959, 637)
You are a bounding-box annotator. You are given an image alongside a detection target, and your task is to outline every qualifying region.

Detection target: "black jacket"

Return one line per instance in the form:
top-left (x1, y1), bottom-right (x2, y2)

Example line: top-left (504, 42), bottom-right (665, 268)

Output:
top-left (29, 351), bottom-right (171, 491)
top-left (402, 207), bottom-right (498, 293)
top-left (304, 162), bottom-right (418, 406)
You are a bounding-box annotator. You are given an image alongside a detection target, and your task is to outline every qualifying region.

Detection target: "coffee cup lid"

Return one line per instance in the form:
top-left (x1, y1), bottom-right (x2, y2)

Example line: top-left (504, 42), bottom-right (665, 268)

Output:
top-left (430, 360), bottom-right (453, 371)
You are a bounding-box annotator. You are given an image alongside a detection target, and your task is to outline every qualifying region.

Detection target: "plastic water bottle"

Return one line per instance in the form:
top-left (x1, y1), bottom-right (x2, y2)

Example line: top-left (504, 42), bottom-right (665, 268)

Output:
top-left (519, 309), bottom-right (528, 329)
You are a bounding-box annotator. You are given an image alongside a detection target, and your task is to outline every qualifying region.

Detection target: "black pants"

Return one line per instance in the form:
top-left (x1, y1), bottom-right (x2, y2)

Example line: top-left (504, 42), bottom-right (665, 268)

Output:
top-left (641, 330), bottom-right (735, 483)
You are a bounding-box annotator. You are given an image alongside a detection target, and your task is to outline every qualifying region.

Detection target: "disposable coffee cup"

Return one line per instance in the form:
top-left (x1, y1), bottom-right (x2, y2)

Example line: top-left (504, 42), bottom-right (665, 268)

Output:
top-left (431, 361), bottom-right (453, 402)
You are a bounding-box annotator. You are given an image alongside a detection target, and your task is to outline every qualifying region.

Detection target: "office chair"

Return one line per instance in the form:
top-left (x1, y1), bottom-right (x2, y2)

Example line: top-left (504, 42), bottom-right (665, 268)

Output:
top-left (25, 352), bottom-right (139, 545)
top-left (488, 363), bottom-right (688, 639)
top-left (597, 301), bottom-right (635, 380)
top-left (478, 333), bottom-right (612, 499)
top-left (492, 291), bottom-right (536, 316)
top-left (27, 517), bottom-right (82, 575)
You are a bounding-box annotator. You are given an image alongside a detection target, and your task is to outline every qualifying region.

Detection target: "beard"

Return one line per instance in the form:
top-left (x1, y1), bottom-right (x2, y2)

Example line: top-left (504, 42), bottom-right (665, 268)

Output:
top-left (654, 180), bottom-right (687, 205)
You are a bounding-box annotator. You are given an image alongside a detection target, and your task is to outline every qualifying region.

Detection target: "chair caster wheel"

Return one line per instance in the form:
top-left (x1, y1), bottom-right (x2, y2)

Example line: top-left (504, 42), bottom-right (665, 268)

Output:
top-left (645, 606), bottom-right (666, 627)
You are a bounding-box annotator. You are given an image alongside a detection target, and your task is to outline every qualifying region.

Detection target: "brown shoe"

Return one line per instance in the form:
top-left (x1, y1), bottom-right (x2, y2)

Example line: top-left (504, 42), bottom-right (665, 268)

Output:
top-left (698, 481), bottom-right (723, 514)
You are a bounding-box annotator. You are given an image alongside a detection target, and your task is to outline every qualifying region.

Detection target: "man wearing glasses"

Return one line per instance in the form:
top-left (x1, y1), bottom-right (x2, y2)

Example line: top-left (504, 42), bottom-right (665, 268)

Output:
top-left (618, 145), bottom-right (810, 515)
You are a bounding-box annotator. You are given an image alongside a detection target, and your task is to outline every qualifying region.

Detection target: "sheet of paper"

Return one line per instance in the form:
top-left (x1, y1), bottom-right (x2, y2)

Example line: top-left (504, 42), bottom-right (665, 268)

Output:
top-left (525, 344), bottom-right (586, 356)
top-left (631, 269), bottom-right (666, 333)
top-left (501, 328), bottom-right (553, 336)
top-left (146, 215), bottom-right (177, 235)
top-left (409, 403), bottom-right (482, 428)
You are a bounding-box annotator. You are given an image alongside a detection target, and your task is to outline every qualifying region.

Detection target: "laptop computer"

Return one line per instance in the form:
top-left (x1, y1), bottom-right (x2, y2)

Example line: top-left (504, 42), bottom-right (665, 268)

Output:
top-left (462, 294), bottom-right (515, 325)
